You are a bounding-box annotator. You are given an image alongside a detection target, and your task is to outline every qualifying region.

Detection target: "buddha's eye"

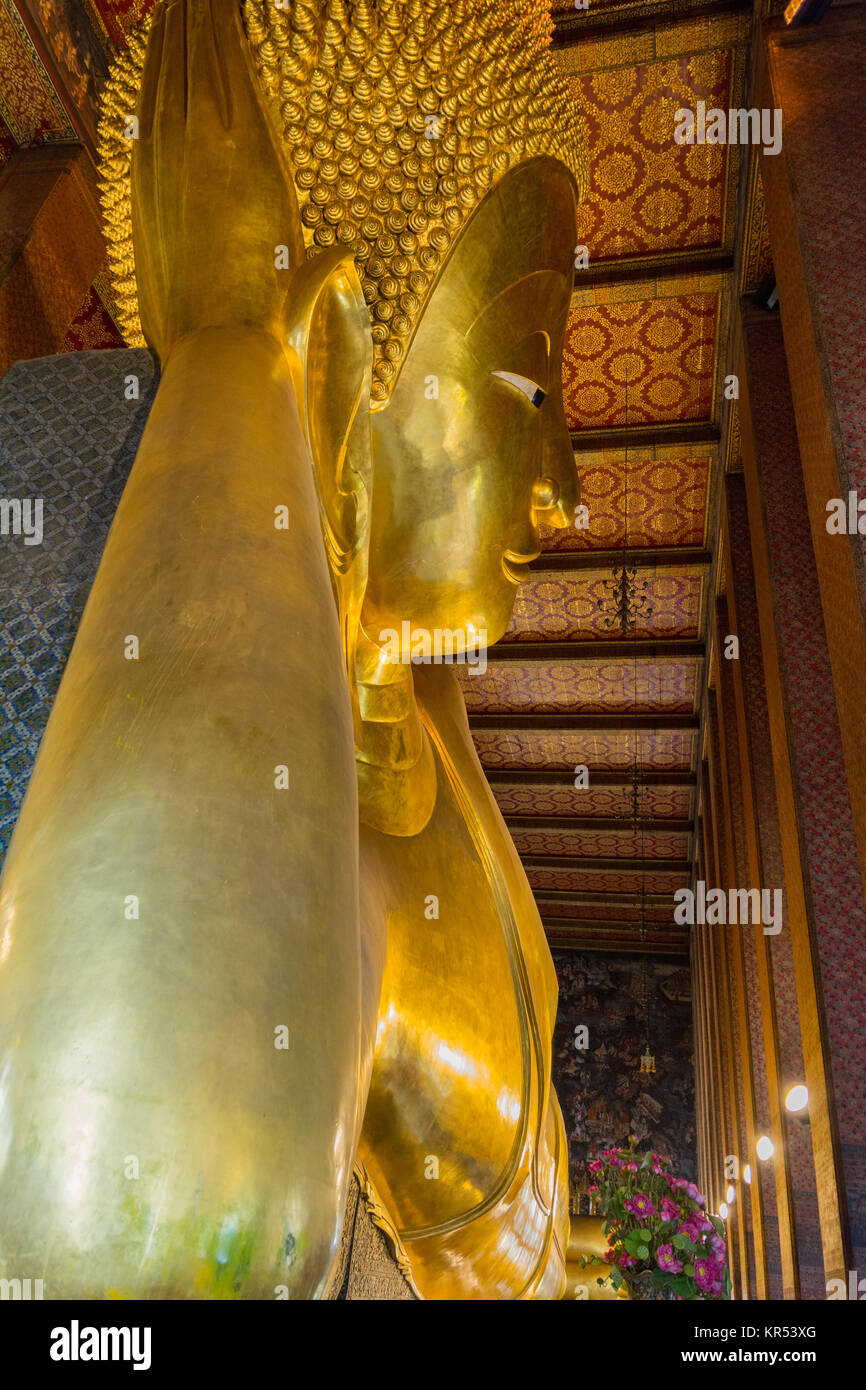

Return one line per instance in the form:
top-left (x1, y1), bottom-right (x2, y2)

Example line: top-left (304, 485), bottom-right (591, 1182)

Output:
top-left (491, 370), bottom-right (546, 409)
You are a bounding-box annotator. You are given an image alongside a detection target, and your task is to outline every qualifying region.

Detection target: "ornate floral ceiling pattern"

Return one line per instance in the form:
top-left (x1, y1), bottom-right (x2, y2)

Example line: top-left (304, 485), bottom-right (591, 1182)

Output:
top-left (563, 286), bottom-right (719, 429)
top-left (527, 867), bottom-right (687, 894)
top-left (473, 729), bottom-right (696, 772)
top-left (570, 51), bottom-right (732, 261)
top-left (491, 782), bottom-right (693, 819)
top-left (458, 658), bottom-right (699, 714)
top-left (505, 569), bottom-right (704, 641)
top-left (539, 447), bottom-right (711, 552)
top-left (511, 827), bottom-right (689, 859)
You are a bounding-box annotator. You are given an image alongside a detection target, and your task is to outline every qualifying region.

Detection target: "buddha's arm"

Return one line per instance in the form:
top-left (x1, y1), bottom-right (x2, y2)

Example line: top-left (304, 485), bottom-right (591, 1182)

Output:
top-left (0, 326), bottom-right (364, 1297)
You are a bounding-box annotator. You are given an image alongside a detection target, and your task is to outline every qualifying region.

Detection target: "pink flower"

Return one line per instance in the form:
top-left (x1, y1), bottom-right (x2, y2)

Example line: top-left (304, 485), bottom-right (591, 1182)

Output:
top-left (588, 1185), bottom-right (599, 1195)
top-left (660, 1198), bottom-right (680, 1222)
top-left (626, 1161), bottom-right (638, 1171)
top-left (588, 1160), bottom-right (604, 1172)
top-left (694, 1258), bottom-right (715, 1292)
top-left (624, 1193), bottom-right (655, 1217)
top-left (656, 1244), bottom-right (683, 1274)
top-left (678, 1216), bottom-right (704, 1243)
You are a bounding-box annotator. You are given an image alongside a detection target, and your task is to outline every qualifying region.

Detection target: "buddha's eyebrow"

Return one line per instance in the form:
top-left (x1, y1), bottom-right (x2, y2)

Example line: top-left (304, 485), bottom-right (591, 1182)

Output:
top-left (491, 370), bottom-right (546, 409)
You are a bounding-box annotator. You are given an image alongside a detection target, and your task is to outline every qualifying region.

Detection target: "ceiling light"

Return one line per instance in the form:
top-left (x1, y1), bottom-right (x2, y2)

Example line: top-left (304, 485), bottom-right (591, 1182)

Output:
top-left (757, 1136), bottom-right (774, 1161)
top-left (785, 1084), bottom-right (809, 1113)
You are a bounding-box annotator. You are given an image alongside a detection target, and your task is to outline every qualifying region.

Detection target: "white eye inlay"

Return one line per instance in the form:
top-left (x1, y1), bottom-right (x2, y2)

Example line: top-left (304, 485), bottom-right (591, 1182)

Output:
top-left (491, 370), bottom-right (546, 408)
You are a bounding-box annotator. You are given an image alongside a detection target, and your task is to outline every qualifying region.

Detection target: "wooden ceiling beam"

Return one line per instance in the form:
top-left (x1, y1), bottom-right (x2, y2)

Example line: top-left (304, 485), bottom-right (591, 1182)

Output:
top-left (486, 639), bottom-right (704, 662)
top-left (503, 815), bottom-right (692, 833)
top-left (553, 0), bottom-right (750, 47)
top-left (571, 422), bottom-right (719, 452)
top-left (485, 769), bottom-right (697, 786)
top-left (544, 930), bottom-right (689, 957)
top-left (522, 854), bottom-right (690, 873)
top-left (530, 547), bottom-right (712, 572)
top-left (575, 250), bottom-right (733, 291)
top-left (534, 890), bottom-right (675, 907)
top-left (469, 712), bottom-right (699, 732)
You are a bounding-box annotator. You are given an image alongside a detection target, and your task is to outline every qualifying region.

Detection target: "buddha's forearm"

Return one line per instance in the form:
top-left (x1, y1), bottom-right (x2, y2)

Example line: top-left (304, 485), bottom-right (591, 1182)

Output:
top-left (0, 327), bottom-right (362, 1297)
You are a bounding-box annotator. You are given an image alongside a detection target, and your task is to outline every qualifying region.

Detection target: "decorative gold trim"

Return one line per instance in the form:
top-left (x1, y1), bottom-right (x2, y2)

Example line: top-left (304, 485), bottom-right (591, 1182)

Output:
top-left (352, 1158), bottom-right (423, 1299)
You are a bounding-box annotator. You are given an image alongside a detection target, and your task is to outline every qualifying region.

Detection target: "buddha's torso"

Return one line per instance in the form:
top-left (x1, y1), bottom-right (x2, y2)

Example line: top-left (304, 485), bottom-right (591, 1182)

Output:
top-left (358, 664), bottom-right (569, 1299)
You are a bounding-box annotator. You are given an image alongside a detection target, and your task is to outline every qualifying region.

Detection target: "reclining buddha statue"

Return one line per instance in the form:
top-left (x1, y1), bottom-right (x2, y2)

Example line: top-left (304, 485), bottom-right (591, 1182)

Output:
top-left (0, 0), bottom-right (585, 1299)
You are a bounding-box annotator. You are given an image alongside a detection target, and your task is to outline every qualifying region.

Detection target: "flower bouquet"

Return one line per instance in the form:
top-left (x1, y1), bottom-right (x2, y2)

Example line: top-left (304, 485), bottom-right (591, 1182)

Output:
top-left (581, 1136), bottom-right (731, 1300)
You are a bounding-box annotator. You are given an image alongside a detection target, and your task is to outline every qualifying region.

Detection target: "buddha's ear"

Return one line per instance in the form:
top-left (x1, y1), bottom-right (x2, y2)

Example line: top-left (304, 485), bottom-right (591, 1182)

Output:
top-left (285, 248), bottom-right (372, 739)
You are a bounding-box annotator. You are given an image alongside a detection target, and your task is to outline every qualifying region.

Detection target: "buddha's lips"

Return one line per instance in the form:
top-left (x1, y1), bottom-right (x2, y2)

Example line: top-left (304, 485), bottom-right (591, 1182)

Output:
top-left (502, 549), bottom-right (540, 585)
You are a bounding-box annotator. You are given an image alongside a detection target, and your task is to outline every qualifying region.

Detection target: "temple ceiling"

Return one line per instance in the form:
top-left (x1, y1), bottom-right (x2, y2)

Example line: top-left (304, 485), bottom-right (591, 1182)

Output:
top-left (0, 0), bottom-right (770, 955)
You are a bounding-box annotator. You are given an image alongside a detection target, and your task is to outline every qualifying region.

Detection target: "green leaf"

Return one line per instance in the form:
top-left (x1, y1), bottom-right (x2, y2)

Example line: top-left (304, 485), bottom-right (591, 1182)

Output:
top-left (637, 1245), bottom-right (650, 1261)
top-left (684, 1263), bottom-right (695, 1277)
top-left (723, 1267), bottom-right (732, 1298)
top-left (610, 1267), bottom-right (623, 1290)
top-left (673, 1233), bottom-right (696, 1251)
top-left (671, 1276), bottom-right (692, 1297)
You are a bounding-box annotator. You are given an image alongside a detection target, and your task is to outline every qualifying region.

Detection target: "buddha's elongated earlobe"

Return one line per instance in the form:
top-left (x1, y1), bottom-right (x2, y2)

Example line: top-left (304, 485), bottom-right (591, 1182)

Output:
top-left (285, 247), bottom-right (373, 743)
top-left (285, 247), bottom-right (436, 836)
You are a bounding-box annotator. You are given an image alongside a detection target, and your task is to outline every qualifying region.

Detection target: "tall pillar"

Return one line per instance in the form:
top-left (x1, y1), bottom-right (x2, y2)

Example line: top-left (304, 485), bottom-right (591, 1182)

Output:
top-left (737, 300), bottom-right (866, 1283)
top-left (758, 7), bottom-right (866, 890)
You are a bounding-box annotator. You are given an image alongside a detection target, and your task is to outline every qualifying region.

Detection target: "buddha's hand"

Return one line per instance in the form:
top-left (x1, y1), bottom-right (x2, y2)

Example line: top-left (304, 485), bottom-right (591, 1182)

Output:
top-left (131, 0), bottom-right (302, 362)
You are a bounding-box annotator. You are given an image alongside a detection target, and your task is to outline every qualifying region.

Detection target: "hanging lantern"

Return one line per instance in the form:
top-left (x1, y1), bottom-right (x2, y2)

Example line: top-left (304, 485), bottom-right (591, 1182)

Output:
top-left (639, 1044), bottom-right (656, 1075)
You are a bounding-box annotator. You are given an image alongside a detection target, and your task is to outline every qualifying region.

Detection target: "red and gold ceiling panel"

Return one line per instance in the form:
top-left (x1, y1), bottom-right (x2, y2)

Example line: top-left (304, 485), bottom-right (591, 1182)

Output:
top-left (504, 567), bottom-right (704, 641)
top-left (526, 866), bottom-right (686, 895)
top-left (473, 728), bottom-right (695, 772)
top-left (540, 445), bottom-right (711, 552)
top-left (511, 827), bottom-right (689, 860)
top-left (562, 279), bottom-right (720, 430)
top-left (537, 900), bottom-right (677, 922)
top-left (458, 657), bottom-right (699, 714)
top-left (491, 781), bottom-right (693, 819)
top-left (564, 51), bottom-right (733, 261)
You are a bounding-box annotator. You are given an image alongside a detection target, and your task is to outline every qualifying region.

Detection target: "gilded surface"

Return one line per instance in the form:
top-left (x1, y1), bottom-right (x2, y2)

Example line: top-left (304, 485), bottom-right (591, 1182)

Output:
top-left (0, 0), bottom-right (586, 1300)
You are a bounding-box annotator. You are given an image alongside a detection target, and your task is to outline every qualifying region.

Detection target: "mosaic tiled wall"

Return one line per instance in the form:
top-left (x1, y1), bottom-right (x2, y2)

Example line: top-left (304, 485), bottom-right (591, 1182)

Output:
top-left (0, 348), bottom-right (155, 862)
top-left (551, 948), bottom-right (697, 1186)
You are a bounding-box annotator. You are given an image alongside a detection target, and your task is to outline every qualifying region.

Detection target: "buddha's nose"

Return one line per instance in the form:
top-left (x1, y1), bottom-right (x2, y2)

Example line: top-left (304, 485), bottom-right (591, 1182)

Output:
top-left (532, 396), bottom-right (579, 529)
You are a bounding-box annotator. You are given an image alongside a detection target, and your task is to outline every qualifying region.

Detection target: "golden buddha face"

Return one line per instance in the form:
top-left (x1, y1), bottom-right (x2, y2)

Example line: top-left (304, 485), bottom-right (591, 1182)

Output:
top-left (363, 159), bottom-right (579, 653)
